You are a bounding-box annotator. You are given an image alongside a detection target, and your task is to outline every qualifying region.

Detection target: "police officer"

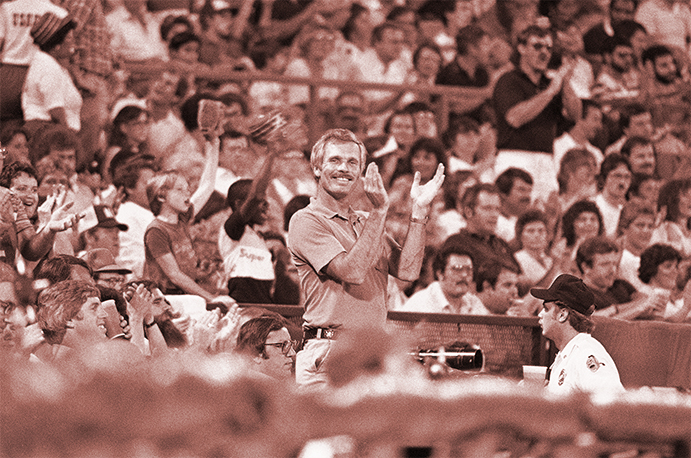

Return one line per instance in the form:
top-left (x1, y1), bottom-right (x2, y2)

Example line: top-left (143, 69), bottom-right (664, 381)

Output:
top-left (531, 274), bottom-right (625, 396)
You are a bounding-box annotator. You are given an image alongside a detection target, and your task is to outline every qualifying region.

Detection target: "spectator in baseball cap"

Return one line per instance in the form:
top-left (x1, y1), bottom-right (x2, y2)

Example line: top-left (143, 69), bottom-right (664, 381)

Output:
top-left (81, 248), bottom-right (132, 292)
top-left (80, 205), bottom-right (128, 260)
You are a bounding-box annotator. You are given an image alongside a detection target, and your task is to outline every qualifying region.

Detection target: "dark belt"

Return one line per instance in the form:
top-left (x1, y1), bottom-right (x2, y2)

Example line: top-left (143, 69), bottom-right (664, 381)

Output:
top-left (303, 327), bottom-right (339, 341)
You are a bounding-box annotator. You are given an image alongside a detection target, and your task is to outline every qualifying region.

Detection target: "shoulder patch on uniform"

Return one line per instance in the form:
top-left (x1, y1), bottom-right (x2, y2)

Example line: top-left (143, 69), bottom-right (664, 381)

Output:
top-left (586, 355), bottom-right (604, 372)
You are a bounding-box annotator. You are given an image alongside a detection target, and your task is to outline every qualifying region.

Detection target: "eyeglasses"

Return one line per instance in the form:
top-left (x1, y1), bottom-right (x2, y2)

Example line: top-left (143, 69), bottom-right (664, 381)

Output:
top-left (447, 264), bottom-right (473, 275)
top-left (98, 276), bottom-right (126, 287)
top-left (264, 340), bottom-right (297, 356)
top-left (530, 42), bottom-right (553, 53)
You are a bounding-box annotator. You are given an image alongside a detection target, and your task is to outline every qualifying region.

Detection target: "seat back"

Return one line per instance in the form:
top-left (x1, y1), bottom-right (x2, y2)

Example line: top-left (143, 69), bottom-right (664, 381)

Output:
top-left (592, 316), bottom-right (691, 389)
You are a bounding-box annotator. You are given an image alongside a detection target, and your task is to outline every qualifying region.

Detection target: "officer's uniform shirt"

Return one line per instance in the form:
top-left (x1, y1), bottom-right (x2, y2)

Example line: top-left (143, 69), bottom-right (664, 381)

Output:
top-left (547, 333), bottom-right (625, 396)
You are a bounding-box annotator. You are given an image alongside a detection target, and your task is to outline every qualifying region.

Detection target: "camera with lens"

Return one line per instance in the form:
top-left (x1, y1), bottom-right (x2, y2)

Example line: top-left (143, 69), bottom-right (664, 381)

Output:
top-left (411, 341), bottom-right (483, 379)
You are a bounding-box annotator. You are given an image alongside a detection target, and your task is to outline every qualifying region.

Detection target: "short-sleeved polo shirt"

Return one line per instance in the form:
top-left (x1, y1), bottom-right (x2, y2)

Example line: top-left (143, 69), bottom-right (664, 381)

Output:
top-left (492, 69), bottom-right (562, 153)
top-left (288, 199), bottom-right (400, 330)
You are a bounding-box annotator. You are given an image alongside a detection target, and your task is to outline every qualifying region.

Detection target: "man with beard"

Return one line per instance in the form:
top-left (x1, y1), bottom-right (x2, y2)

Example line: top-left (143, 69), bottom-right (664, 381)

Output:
top-left (593, 34), bottom-right (641, 102)
top-left (400, 246), bottom-right (488, 314)
top-left (288, 128), bottom-right (444, 386)
top-left (492, 25), bottom-right (581, 204)
top-left (641, 44), bottom-right (691, 144)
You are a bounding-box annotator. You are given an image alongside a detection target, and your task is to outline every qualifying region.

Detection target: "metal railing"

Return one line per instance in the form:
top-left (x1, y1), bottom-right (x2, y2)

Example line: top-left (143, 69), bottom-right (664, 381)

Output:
top-left (124, 62), bottom-right (478, 143)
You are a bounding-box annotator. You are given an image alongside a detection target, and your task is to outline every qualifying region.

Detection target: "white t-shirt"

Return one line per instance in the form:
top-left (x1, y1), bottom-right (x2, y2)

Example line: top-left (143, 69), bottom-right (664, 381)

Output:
top-left (218, 224), bottom-right (274, 283)
top-left (105, 6), bottom-right (167, 62)
top-left (0, 0), bottom-right (67, 65)
top-left (553, 132), bottom-right (604, 170)
top-left (22, 50), bottom-right (82, 130)
top-left (618, 248), bottom-right (646, 292)
top-left (496, 213), bottom-right (516, 244)
top-left (116, 201), bottom-right (154, 279)
top-left (595, 193), bottom-right (622, 239)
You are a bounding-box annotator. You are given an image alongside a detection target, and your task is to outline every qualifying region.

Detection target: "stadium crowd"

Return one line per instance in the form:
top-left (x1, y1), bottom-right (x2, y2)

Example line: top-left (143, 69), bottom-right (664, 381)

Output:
top-left (4, 0), bottom-right (691, 401)
top-left (6, 0), bottom-right (691, 456)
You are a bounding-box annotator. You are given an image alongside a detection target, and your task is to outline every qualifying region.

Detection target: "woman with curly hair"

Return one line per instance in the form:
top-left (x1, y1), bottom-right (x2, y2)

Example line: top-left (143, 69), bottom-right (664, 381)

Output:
top-left (514, 209), bottom-right (560, 289)
top-left (552, 200), bottom-right (605, 275)
top-left (638, 243), bottom-right (691, 322)
top-left (650, 179), bottom-right (691, 258)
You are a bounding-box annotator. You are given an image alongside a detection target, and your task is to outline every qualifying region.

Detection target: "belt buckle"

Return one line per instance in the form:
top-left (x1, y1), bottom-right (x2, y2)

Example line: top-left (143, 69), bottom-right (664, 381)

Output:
top-left (316, 328), bottom-right (336, 339)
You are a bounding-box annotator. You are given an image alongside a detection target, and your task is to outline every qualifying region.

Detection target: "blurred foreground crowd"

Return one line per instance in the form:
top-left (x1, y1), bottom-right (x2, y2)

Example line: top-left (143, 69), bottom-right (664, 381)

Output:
top-left (4, 0), bottom-right (691, 390)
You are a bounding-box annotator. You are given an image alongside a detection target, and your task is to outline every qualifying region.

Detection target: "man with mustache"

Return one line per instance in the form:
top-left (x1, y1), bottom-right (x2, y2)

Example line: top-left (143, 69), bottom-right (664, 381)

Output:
top-left (288, 128), bottom-right (444, 387)
top-left (492, 24), bottom-right (582, 204)
top-left (399, 246), bottom-right (489, 315)
top-left (595, 154), bottom-right (632, 238)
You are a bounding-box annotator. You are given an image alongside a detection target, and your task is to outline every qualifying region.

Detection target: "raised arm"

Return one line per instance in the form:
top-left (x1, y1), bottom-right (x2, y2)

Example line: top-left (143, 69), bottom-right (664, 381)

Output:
top-left (231, 0), bottom-right (255, 41)
top-left (391, 164), bottom-right (445, 281)
top-left (225, 141), bottom-right (282, 240)
top-left (20, 191), bottom-right (79, 261)
top-left (325, 163), bottom-right (390, 285)
top-left (240, 141), bottom-right (282, 220)
top-left (189, 136), bottom-right (219, 219)
top-left (257, 0), bottom-right (320, 42)
top-left (560, 61), bottom-right (582, 122)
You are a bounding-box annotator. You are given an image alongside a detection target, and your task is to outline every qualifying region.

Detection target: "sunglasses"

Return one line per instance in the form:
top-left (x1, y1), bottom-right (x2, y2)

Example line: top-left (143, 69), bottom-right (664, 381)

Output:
top-left (264, 340), bottom-right (298, 356)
